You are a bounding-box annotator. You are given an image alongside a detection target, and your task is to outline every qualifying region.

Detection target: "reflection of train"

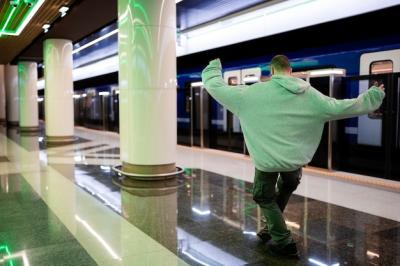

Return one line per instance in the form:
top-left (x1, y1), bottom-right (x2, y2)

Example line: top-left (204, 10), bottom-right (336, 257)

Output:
top-left (38, 8), bottom-right (400, 182)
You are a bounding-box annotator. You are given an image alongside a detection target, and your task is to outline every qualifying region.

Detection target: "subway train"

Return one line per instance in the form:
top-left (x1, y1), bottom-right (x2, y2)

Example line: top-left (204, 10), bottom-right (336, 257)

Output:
top-left (37, 8), bottom-right (400, 182)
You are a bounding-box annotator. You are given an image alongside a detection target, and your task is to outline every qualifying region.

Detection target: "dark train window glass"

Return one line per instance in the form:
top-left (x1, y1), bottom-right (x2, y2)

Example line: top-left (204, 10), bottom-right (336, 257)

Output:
top-left (228, 77), bottom-right (238, 86)
top-left (370, 60), bottom-right (393, 74)
top-left (367, 60), bottom-right (392, 120)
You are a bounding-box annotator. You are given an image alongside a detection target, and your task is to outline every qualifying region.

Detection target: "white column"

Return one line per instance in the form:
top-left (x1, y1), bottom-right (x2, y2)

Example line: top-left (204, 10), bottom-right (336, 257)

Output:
top-left (5, 65), bottom-right (19, 126)
top-left (118, 0), bottom-right (177, 175)
top-left (18, 61), bottom-right (39, 131)
top-left (0, 65), bottom-right (5, 123)
top-left (43, 39), bottom-right (75, 143)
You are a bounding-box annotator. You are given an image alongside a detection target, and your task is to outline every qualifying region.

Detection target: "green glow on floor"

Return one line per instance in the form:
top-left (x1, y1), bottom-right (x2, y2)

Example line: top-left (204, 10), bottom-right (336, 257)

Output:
top-left (0, 244), bottom-right (15, 266)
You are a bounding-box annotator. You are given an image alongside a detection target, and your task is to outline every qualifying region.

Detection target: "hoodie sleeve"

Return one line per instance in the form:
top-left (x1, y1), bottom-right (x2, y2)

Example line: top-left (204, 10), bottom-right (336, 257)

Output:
top-left (310, 86), bottom-right (385, 121)
top-left (201, 59), bottom-right (246, 116)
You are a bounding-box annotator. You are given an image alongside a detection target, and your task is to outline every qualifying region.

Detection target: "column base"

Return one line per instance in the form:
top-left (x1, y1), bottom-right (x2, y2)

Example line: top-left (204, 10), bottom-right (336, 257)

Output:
top-left (20, 131), bottom-right (39, 137)
top-left (112, 175), bottom-right (179, 195)
top-left (113, 162), bottom-right (183, 180)
top-left (7, 121), bottom-right (19, 127)
top-left (19, 126), bottom-right (40, 133)
top-left (45, 135), bottom-right (77, 146)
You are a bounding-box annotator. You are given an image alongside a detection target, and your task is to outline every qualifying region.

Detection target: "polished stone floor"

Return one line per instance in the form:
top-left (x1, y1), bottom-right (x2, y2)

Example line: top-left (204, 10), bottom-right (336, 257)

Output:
top-left (1, 125), bottom-right (400, 265)
top-left (0, 174), bottom-right (97, 266)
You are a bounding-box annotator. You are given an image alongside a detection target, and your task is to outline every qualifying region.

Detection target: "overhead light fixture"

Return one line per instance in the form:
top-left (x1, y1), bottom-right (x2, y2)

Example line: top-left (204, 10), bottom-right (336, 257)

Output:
top-left (176, 0), bottom-right (183, 3)
top-left (9, 0), bottom-right (19, 8)
top-left (0, 0), bottom-right (45, 37)
top-left (42, 23), bottom-right (50, 33)
top-left (59, 6), bottom-right (69, 17)
top-left (24, 0), bottom-right (35, 7)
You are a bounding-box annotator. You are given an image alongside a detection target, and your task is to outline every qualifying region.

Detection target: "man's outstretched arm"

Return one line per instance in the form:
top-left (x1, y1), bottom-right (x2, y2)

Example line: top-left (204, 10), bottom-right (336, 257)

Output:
top-left (311, 84), bottom-right (385, 121)
top-left (201, 59), bottom-right (246, 116)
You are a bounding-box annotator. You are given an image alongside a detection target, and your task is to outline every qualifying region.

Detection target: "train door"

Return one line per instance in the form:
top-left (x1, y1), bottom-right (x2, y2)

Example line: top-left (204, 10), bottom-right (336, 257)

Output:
top-left (110, 86), bottom-right (119, 132)
top-left (294, 69), bottom-right (346, 170)
top-left (359, 50), bottom-right (399, 180)
top-left (190, 82), bottom-right (210, 148)
top-left (335, 49), bottom-right (400, 180)
top-left (177, 83), bottom-right (191, 145)
top-left (207, 70), bottom-right (243, 152)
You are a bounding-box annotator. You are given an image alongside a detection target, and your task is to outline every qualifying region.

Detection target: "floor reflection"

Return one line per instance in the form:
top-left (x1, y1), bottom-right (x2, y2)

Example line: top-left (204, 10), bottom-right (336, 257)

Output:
top-left (0, 174), bottom-right (96, 266)
top-left (117, 178), bottom-right (179, 254)
top-left (64, 165), bottom-right (400, 265)
top-left (2, 124), bottom-right (399, 265)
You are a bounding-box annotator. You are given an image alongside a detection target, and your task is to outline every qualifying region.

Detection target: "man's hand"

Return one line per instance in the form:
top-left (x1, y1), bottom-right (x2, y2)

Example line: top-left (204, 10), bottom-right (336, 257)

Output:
top-left (373, 81), bottom-right (385, 91)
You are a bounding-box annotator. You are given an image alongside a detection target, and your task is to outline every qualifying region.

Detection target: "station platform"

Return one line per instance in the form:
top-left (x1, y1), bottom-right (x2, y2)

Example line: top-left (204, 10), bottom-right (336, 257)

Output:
top-left (0, 124), bottom-right (399, 265)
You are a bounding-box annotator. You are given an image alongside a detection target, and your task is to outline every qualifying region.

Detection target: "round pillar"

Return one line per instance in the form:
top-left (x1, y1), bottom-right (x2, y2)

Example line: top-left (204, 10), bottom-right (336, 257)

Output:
top-left (0, 65), bottom-right (5, 124)
top-left (5, 65), bottom-right (19, 126)
top-left (43, 39), bottom-right (75, 143)
top-left (118, 0), bottom-right (177, 176)
top-left (18, 61), bottom-right (39, 132)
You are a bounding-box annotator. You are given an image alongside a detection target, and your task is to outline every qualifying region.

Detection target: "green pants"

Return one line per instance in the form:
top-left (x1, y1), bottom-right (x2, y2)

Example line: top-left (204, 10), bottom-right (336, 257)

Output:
top-left (252, 168), bottom-right (302, 245)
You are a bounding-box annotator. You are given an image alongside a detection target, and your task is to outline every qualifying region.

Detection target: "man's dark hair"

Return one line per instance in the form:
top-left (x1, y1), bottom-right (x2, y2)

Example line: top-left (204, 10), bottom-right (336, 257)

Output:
top-left (271, 55), bottom-right (291, 73)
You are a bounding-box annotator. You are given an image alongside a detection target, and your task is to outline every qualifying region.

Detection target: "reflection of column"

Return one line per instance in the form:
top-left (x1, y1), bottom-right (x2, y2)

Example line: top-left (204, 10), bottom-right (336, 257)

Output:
top-left (7, 127), bottom-right (19, 143)
top-left (19, 133), bottom-right (41, 189)
top-left (19, 133), bottom-right (40, 152)
top-left (120, 179), bottom-right (178, 253)
top-left (40, 160), bottom-right (77, 235)
top-left (5, 65), bottom-right (19, 126)
top-left (43, 39), bottom-right (75, 143)
top-left (18, 62), bottom-right (39, 131)
top-left (47, 154), bottom-right (76, 181)
top-left (118, 0), bottom-right (177, 175)
top-left (0, 65), bottom-right (5, 123)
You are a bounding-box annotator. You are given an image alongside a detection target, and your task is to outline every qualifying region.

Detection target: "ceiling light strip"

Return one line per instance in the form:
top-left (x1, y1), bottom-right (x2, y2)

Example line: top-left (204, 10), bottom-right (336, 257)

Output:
top-left (0, 0), bottom-right (45, 37)
top-left (15, 0), bottom-right (46, 35)
top-left (72, 29), bottom-right (119, 54)
top-left (0, 6), bottom-right (18, 37)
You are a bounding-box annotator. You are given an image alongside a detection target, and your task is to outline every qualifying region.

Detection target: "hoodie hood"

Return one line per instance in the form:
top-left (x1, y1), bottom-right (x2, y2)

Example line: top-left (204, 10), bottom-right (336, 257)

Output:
top-left (271, 75), bottom-right (310, 94)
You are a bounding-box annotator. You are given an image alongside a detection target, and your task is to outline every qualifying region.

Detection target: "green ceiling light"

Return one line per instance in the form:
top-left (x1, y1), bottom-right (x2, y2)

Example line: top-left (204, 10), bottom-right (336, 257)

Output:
top-left (0, 0), bottom-right (45, 37)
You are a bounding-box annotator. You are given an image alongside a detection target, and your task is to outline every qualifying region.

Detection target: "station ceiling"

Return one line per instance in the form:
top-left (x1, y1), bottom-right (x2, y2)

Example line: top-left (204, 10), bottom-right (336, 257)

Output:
top-left (0, 0), bottom-right (399, 64)
top-left (0, 0), bottom-right (75, 64)
top-left (1, 0), bottom-right (276, 64)
top-left (0, 0), bottom-right (117, 64)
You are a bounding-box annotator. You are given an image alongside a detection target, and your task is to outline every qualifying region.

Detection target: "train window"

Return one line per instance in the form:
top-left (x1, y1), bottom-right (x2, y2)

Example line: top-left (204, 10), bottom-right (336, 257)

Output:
top-left (367, 60), bottom-right (391, 120)
top-left (243, 74), bottom-right (259, 85)
top-left (370, 60), bottom-right (393, 74)
top-left (228, 77), bottom-right (238, 86)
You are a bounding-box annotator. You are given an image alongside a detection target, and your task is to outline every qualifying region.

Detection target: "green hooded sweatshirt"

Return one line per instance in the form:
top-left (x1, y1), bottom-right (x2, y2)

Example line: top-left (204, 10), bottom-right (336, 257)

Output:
top-left (201, 59), bottom-right (386, 172)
